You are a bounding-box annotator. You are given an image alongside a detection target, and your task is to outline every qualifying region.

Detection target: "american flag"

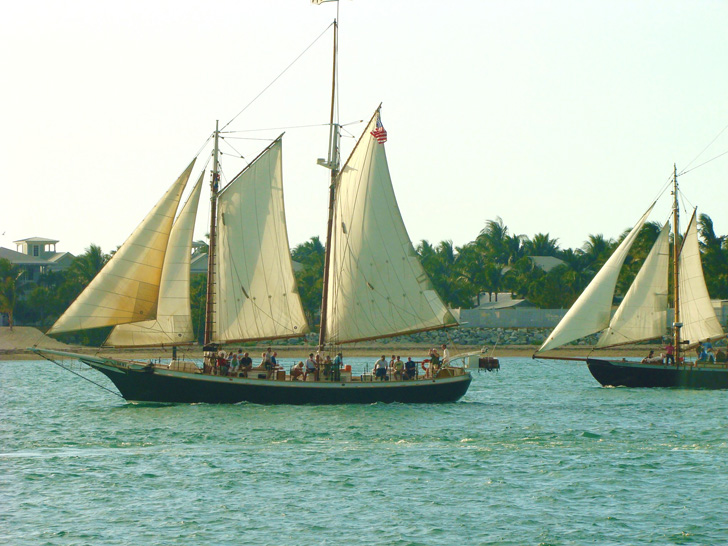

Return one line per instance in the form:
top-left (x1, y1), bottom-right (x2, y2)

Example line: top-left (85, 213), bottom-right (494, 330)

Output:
top-left (370, 116), bottom-right (387, 144)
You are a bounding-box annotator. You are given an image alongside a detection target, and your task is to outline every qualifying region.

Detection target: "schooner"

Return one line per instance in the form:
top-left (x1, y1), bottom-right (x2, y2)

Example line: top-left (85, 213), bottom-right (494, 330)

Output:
top-left (534, 166), bottom-right (727, 388)
top-left (31, 16), bottom-right (472, 404)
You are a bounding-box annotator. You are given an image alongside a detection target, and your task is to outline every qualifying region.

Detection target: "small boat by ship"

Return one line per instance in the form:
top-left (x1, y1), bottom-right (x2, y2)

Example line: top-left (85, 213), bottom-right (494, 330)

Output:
top-left (31, 17), bottom-right (471, 404)
top-left (534, 166), bottom-right (727, 388)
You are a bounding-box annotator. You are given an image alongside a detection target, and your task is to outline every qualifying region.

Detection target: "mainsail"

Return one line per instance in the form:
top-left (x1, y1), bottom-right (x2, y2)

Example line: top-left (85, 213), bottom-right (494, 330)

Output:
top-left (678, 211), bottom-right (725, 347)
top-left (596, 222), bottom-right (670, 348)
top-left (49, 160), bottom-right (196, 334)
top-left (323, 111), bottom-right (457, 345)
top-left (537, 204), bottom-right (654, 353)
top-left (105, 172), bottom-right (204, 347)
top-left (212, 137), bottom-right (309, 343)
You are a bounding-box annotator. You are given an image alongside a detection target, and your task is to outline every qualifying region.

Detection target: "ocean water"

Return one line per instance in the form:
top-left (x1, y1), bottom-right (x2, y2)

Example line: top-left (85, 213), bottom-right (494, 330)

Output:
top-left (2, 357), bottom-right (728, 546)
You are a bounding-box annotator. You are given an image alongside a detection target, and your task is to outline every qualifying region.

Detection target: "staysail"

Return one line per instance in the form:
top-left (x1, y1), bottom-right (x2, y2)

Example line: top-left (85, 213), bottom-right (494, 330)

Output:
top-left (678, 211), bottom-right (725, 347)
top-left (596, 221), bottom-right (670, 348)
top-left (323, 110), bottom-right (457, 345)
top-left (49, 160), bottom-right (196, 334)
top-left (212, 137), bottom-right (309, 343)
top-left (105, 172), bottom-right (204, 347)
top-left (537, 204), bottom-right (655, 353)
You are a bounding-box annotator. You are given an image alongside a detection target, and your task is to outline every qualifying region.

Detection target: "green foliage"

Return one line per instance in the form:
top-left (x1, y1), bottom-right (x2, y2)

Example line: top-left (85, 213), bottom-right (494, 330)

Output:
top-left (291, 236), bottom-right (325, 328)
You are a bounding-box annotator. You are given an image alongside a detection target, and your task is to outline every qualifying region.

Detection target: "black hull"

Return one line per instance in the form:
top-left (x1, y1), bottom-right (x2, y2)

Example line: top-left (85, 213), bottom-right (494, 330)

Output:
top-left (74, 355), bottom-right (471, 404)
top-left (587, 357), bottom-right (728, 389)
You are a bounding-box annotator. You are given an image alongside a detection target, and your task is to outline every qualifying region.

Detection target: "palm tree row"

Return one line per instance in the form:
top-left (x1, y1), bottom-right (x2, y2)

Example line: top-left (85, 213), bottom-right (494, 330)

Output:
top-left (3, 214), bottom-right (725, 343)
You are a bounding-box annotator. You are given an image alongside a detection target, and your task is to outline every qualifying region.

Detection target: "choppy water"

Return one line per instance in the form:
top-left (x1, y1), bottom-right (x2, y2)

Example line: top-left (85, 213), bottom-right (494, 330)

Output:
top-left (2, 357), bottom-right (728, 545)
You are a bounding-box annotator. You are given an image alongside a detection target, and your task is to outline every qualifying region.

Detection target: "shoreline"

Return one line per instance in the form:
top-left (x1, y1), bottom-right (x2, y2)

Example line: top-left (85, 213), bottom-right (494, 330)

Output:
top-left (2, 344), bottom-right (656, 361)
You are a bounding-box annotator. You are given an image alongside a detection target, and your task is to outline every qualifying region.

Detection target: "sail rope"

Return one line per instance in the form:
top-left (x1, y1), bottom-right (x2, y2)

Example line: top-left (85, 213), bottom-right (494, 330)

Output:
top-left (35, 351), bottom-right (125, 399)
top-left (680, 121), bottom-right (728, 174)
top-left (221, 22), bottom-right (334, 132)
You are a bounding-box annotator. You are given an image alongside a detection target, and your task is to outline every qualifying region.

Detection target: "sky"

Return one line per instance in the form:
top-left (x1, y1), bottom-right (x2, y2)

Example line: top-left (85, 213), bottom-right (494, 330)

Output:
top-left (2, 0), bottom-right (727, 257)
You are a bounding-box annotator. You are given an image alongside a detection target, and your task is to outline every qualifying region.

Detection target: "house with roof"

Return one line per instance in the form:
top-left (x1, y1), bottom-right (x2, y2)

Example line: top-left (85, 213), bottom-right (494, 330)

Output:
top-left (0, 237), bottom-right (75, 283)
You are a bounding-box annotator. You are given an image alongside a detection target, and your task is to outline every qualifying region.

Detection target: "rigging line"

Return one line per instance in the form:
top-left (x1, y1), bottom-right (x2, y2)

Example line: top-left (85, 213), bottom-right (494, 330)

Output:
top-left (37, 352), bottom-right (125, 398)
top-left (194, 133), bottom-right (214, 159)
top-left (681, 121), bottom-right (728, 172)
top-left (220, 138), bottom-right (249, 163)
top-left (679, 149), bottom-right (728, 176)
top-left (221, 22), bottom-right (334, 132)
top-left (223, 123), bottom-right (330, 134)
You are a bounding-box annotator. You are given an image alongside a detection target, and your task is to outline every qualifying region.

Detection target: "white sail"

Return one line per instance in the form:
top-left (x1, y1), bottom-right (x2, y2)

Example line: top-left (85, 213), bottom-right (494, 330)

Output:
top-left (678, 211), bottom-right (725, 347)
top-left (537, 204), bottom-right (654, 353)
top-left (213, 137), bottom-right (309, 343)
top-left (49, 160), bottom-right (196, 334)
top-left (323, 111), bottom-right (457, 345)
top-left (596, 222), bottom-right (670, 348)
top-left (105, 172), bottom-right (204, 347)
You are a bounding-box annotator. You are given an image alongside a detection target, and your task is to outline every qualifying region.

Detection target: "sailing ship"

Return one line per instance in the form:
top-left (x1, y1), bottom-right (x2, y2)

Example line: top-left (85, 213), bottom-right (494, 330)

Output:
top-left (31, 20), bottom-right (471, 404)
top-left (534, 166), bottom-right (727, 388)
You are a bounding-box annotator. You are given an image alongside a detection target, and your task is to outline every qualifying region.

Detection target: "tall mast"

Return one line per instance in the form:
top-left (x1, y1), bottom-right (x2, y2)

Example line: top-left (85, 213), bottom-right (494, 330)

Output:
top-left (318, 18), bottom-right (339, 352)
top-left (204, 121), bottom-right (221, 346)
top-left (672, 164), bottom-right (681, 363)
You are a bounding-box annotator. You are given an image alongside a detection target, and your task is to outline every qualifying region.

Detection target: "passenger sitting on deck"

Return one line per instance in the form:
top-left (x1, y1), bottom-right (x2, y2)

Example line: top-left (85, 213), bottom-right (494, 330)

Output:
top-left (374, 355), bottom-right (388, 380)
top-left (239, 352), bottom-right (253, 377)
top-left (291, 361), bottom-right (304, 381)
top-left (404, 357), bottom-right (417, 380)
top-left (218, 352), bottom-right (230, 376)
top-left (304, 353), bottom-right (317, 381)
top-left (641, 350), bottom-right (655, 363)
top-left (393, 356), bottom-right (404, 380)
top-left (323, 354), bottom-right (332, 379)
top-left (704, 340), bottom-right (716, 362)
top-left (264, 351), bottom-right (275, 379)
top-left (229, 350), bottom-right (239, 372)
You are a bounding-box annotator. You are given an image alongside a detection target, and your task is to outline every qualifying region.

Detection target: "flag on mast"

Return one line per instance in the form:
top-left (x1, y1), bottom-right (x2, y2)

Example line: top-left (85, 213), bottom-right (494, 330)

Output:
top-left (371, 116), bottom-right (387, 144)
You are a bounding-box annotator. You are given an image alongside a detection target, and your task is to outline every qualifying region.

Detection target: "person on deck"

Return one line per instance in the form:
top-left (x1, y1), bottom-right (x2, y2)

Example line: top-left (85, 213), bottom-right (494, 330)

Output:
top-left (404, 357), bottom-right (417, 380)
top-left (664, 342), bottom-right (675, 366)
top-left (332, 352), bottom-right (343, 381)
top-left (218, 352), bottom-right (230, 376)
top-left (229, 350), bottom-right (239, 373)
top-left (291, 361), bottom-right (304, 381)
top-left (441, 344), bottom-right (450, 364)
top-left (704, 340), bottom-right (715, 362)
top-left (374, 355), bottom-right (388, 380)
top-left (304, 353), bottom-right (317, 381)
top-left (393, 356), bottom-right (404, 381)
top-left (239, 352), bottom-right (253, 377)
top-left (428, 348), bottom-right (441, 377)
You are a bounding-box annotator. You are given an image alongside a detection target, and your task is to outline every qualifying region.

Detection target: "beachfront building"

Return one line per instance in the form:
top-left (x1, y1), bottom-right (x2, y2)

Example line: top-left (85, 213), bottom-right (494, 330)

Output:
top-left (0, 237), bottom-right (75, 284)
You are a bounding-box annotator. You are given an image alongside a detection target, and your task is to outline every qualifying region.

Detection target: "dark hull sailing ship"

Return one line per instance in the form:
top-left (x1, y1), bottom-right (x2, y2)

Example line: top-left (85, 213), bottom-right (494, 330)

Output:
top-left (31, 19), bottom-right (471, 404)
top-left (535, 166), bottom-right (727, 388)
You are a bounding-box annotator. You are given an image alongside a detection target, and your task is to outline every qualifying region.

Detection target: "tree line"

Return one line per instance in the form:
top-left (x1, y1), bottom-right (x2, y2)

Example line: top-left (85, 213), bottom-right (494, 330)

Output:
top-left (2, 213), bottom-right (726, 345)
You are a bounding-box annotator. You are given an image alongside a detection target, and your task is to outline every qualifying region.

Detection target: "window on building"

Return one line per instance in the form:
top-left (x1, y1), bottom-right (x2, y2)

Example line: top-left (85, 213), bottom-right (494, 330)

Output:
top-left (33, 245), bottom-right (39, 256)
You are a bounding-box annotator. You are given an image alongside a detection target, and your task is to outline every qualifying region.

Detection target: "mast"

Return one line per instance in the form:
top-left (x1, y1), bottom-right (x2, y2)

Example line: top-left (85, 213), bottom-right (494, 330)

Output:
top-left (672, 164), bottom-right (681, 363)
top-left (318, 18), bottom-right (339, 352)
top-left (204, 121), bottom-right (221, 346)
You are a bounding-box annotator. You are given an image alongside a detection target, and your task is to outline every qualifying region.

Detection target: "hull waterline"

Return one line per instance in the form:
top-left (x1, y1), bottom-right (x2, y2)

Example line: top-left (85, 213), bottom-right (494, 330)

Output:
top-left (587, 357), bottom-right (728, 389)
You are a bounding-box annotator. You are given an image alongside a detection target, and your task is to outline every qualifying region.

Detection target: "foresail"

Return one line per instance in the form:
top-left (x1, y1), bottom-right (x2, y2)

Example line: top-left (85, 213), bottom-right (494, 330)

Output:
top-left (105, 172), bottom-right (204, 347)
top-left (678, 211), bottom-right (725, 347)
top-left (537, 204), bottom-right (654, 353)
top-left (323, 110), bottom-right (457, 345)
top-left (49, 159), bottom-right (196, 335)
top-left (596, 222), bottom-right (669, 348)
top-left (213, 138), bottom-right (309, 343)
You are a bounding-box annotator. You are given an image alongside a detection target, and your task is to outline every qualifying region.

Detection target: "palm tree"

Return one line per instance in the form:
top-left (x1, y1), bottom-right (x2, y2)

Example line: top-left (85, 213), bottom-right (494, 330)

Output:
top-left (522, 233), bottom-right (560, 257)
top-left (698, 213), bottom-right (728, 299)
top-left (0, 258), bottom-right (24, 329)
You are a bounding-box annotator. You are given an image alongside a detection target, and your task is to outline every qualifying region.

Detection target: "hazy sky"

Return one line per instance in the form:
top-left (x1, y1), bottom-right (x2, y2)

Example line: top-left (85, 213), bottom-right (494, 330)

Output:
top-left (2, 0), bottom-right (727, 257)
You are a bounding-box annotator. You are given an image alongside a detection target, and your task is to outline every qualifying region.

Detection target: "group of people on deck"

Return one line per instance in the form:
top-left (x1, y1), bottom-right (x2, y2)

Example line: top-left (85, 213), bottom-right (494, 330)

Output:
top-left (372, 344), bottom-right (451, 381)
top-left (290, 352), bottom-right (345, 381)
top-left (212, 348), bottom-right (280, 378)
top-left (642, 339), bottom-right (725, 365)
